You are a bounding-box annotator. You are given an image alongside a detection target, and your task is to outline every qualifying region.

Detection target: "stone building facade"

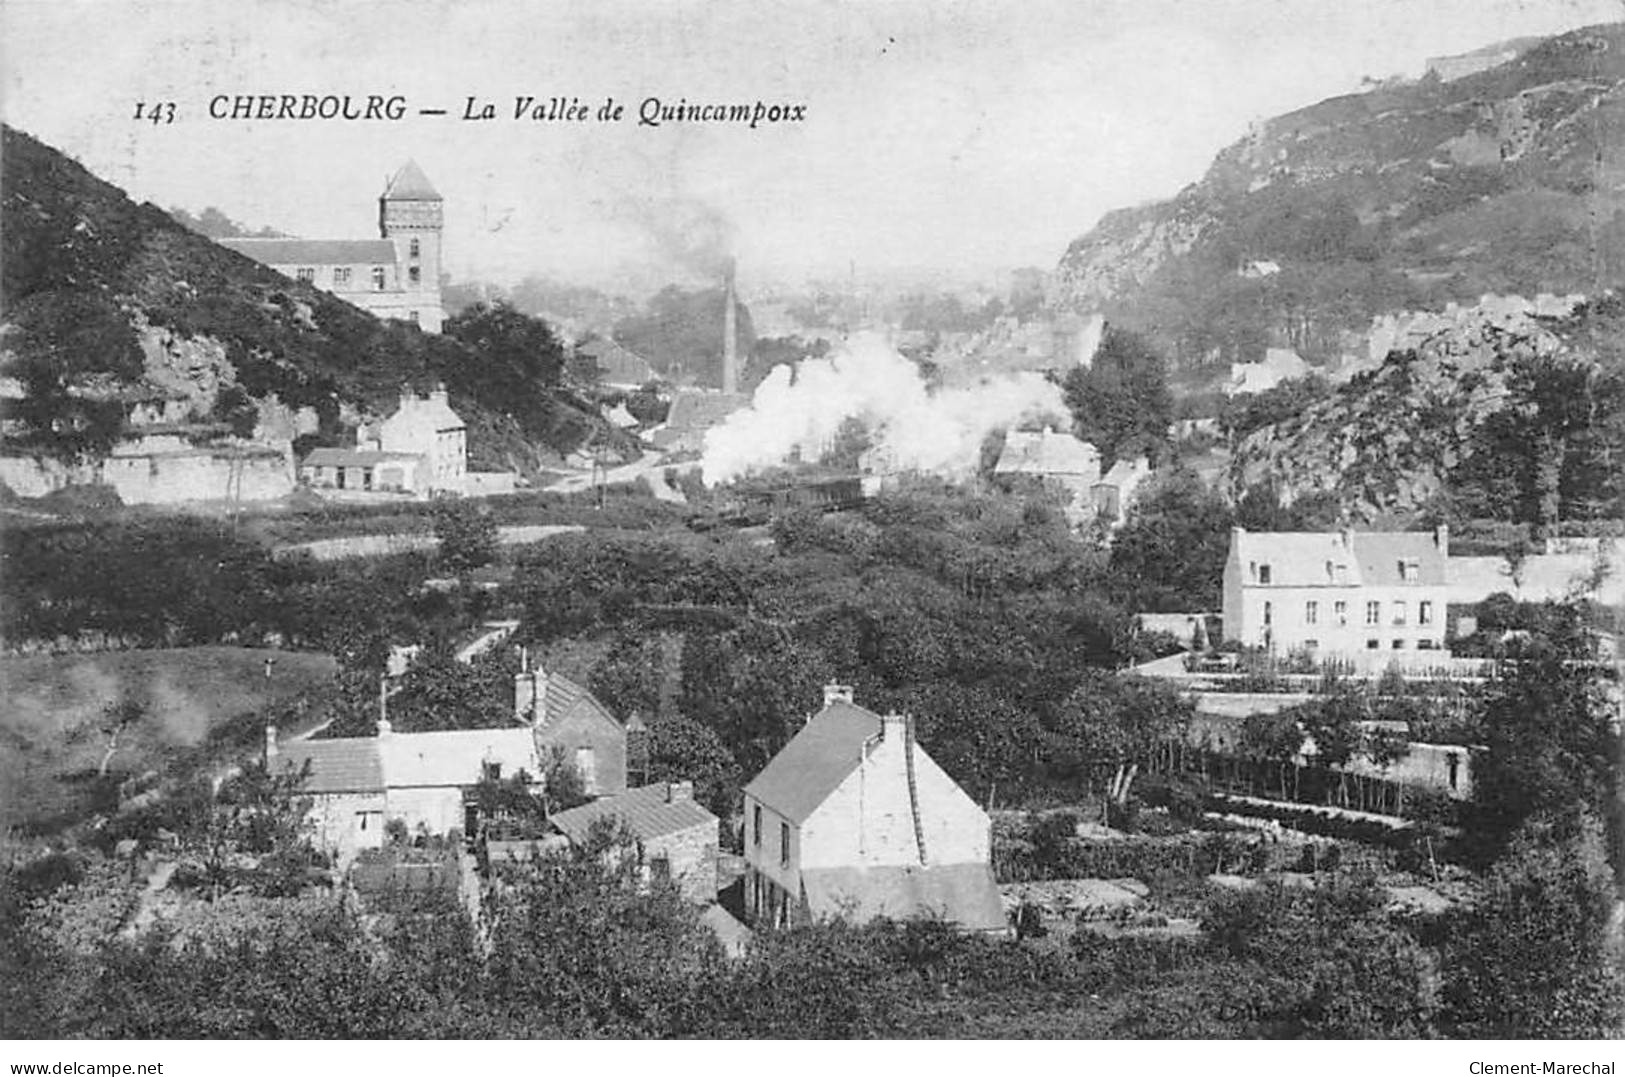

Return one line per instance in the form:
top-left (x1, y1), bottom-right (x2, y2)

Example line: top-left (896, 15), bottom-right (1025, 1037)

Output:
top-left (220, 161), bottom-right (446, 332)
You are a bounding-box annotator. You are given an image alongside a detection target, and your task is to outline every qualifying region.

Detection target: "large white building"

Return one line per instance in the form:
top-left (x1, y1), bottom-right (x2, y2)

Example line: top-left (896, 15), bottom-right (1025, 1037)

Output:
top-left (1222, 526), bottom-right (1451, 658)
top-left (221, 161), bottom-right (447, 333)
top-left (298, 386), bottom-right (466, 498)
top-left (741, 686), bottom-right (1006, 932)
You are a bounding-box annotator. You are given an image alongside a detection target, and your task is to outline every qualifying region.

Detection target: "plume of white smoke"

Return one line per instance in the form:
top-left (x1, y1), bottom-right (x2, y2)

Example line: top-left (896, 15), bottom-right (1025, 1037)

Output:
top-left (701, 332), bottom-right (1070, 486)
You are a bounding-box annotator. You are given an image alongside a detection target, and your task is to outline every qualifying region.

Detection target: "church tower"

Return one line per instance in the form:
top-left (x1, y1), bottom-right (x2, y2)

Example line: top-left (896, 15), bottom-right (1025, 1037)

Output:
top-left (379, 160), bottom-right (446, 331)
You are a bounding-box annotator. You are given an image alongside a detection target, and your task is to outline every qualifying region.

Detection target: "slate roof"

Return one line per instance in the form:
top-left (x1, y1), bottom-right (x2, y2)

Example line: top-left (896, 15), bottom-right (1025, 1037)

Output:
top-left (301, 448), bottom-right (422, 468)
top-left (549, 783), bottom-right (718, 844)
top-left (274, 738), bottom-right (384, 794)
top-left (993, 430), bottom-right (1100, 479)
top-left (801, 862), bottom-right (1007, 932)
top-left (382, 160), bottom-right (442, 201)
top-left (743, 700), bottom-right (881, 824)
top-left (664, 390), bottom-right (748, 431)
top-left (378, 727), bottom-right (540, 788)
top-left (220, 237), bottom-right (398, 266)
top-left (1097, 457), bottom-right (1150, 488)
top-left (576, 338), bottom-right (655, 386)
top-left (1232, 529), bottom-right (1447, 588)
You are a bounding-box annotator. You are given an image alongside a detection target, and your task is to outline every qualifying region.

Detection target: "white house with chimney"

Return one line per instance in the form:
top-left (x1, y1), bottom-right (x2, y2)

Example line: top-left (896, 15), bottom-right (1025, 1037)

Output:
top-left (740, 686), bottom-right (1006, 933)
top-left (1223, 526), bottom-right (1451, 660)
top-left (265, 654), bottom-right (627, 861)
top-left (266, 719), bottom-right (542, 862)
top-left (298, 386), bottom-right (467, 499)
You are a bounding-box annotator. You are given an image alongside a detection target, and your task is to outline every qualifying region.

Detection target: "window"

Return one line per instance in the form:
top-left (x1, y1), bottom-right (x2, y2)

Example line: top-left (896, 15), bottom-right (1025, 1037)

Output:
top-left (649, 854), bottom-right (670, 884)
top-left (295, 267), bottom-right (315, 284)
top-left (1419, 601), bottom-right (1434, 626)
top-left (372, 266), bottom-right (386, 290)
top-left (483, 762), bottom-right (501, 781)
top-left (1304, 639), bottom-right (1319, 651)
top-left (408, 265), bottom-right (421, 285)
top-left (753, 805), bottom-right (761, 847)
top-left (1365, 601), bottom-right (1380, 626)
top-left (779, 822), bottom-right (790, 868)
top-left (1305, 600), bottom-right (1318, 625)
top-left (1262, 601), bottom-right (1272, 626)
top-left (1334, 563), bottom-right (1349, 584)
top-left (1418, 639), bottom-right (1437, 650)
top-left (1334, 600), bottom-right (1348, 626)
top-left (334, 266), bottom-right (352, 286)
top-left (1325, 560), bottom-right (1334, 580)
top-left (1392, 639), bottom-right (1406, 649)
top-left (1392, 601), bottom-right (1407, 626)
top-left (409, 237), bottom-right (420, 259)
top-left (1399, 559), bottom-right (1419, 582)
top-left (408, 310), bottom-right (420, 325)
top-left (575, 746), bottom-right (597, 795)
top-left (1367, 639), bottom-right (1380, 650)
top-left (1258, 564), bottom-right (1272, 585)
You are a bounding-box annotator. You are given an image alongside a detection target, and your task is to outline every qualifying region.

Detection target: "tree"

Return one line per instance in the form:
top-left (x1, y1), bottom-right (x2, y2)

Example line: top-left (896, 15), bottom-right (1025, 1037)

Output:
top-left (1107, 465), bottom-right (1234, 610)
top-left (1443, 813), bottom-right (1625, 1036)
top-left (1469, 623), bottom-right (1621, 861)
top-left (1045, 673), bottom-right (1192, 814)
top-left (373, 646), bottom-right (512, 733)
top-left (432, 500), bottom-right (498, 575)
top-left (1061, 326), bottom-right (1172, 464)
top-left (646, 713), bottom-right (738, 817)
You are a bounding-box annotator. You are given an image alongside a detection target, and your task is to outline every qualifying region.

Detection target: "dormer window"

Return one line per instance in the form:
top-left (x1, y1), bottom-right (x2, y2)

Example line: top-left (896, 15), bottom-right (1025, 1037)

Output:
top-left (483, 762), bottom-right (501, 782)
top-left (1399, 559), bottom-right (1419, 582)
top-left (1258, 564), bottom-right (1272, 585)
top-left (1334, 563), bottom-right (1349, 584)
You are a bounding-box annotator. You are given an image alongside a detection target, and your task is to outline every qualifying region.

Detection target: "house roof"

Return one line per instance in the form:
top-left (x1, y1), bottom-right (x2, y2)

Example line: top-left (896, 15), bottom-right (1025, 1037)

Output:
top-left (274, 738), bottom-right (383, 794)
top-left (301, 448), bottom-right (423, 468)
top-left (1231, 529), bottom-right (1447, 588)
top-left (548, 783), bottom-right (718, 844)
top-left (664, 390), bottom-right (748, 431)
top-left (378, 726), bottom-right (540, 788)
top-left (1097, 457), bottom-right (1150, 488)
top-left (576, 338), bottom-right (655, 386)
top-left (385, 391), bottom-right (464, 433)
top-left (993, 430), bottom-right (1099, 478)
top-left (220, 237), bottom-right (398, 266)
top-left (800, 862), bottom-right (1007, 932)
top-left (743, 700), bottom-right (881, 823)
top-left (381, 160), bottom-right (442, 201)
top-left (530, 670), bottom-right (621, 733)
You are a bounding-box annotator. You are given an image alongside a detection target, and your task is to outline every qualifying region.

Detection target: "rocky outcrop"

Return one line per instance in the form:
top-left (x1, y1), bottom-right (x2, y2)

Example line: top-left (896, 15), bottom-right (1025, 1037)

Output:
top-left (1226, 296), bottom-right (1580, 520)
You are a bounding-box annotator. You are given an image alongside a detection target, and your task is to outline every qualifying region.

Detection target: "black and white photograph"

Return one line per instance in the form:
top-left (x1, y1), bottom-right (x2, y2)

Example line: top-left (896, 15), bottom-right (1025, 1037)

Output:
top-left (1, 0), bottom-right (1622, 1055)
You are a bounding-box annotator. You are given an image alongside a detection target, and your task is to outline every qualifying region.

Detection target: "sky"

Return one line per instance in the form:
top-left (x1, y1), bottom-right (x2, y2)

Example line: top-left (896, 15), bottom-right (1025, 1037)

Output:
top-left (4, 0), bottom-right (1622, 293)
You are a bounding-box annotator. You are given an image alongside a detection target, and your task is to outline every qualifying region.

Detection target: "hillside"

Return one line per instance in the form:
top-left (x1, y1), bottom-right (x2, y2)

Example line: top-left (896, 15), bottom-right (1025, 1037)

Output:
top-left (1053, 24), bottom-right (1625, 369)
top-left (1225, 293), bottom-right (1625, 524)
top-left (0, 125), bottom-right (626, 477)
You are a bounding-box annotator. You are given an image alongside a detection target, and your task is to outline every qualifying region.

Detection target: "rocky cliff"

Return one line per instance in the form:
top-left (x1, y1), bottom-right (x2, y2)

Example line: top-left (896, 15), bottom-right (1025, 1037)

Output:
top-left (1052, 24), bottom-right (1625, 370)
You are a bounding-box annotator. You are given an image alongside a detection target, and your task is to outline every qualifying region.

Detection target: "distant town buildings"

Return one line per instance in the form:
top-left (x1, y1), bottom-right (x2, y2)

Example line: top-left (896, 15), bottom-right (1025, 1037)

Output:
top-left (1223, 526), bottom-right (1451, 659)
top-left (221, 161), bottom-right (447, 333)
top-left (1225, 348), bottom-right (1310, 397)
top-left (740, 685), bottom-right (1006, 933)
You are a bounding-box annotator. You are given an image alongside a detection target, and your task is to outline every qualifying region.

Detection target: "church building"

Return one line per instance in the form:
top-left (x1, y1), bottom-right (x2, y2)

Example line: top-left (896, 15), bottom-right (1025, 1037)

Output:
top-left (221, 161), bottom-right (447, 332)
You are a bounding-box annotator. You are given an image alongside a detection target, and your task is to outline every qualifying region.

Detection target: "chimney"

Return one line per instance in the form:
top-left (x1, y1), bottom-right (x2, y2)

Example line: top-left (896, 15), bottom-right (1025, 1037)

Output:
top-left (1434, 523), bottom-right (1449, 554)
top-left (514, 669), bottom-right (542, 723)
top-left (880, 712), bottom-right (908, 740)
top-left (667, 780), bottom-right (693, 803)
top-left (722, 257), bottom-right (739, 396)
top-left (265, 724), bottom-right (278, 766)
top-left (376, 717), bottom-right (393, 736)
top-left (822, 683), bottom-right (854, 707)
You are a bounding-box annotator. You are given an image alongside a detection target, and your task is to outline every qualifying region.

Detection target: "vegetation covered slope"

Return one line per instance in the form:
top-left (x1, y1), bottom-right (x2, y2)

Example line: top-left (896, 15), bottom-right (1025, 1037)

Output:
top-left (1225, 294), bottom-right (1625, 524)
top-left (1053, 24), bottom-right (1625, 368)
top-left (0, 125), bottom-right (622, 471)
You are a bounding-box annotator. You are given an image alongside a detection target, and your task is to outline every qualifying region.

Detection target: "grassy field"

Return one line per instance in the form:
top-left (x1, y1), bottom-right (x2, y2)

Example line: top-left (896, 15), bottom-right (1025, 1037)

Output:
top-left (0, 647), bottom-right (337, 834)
